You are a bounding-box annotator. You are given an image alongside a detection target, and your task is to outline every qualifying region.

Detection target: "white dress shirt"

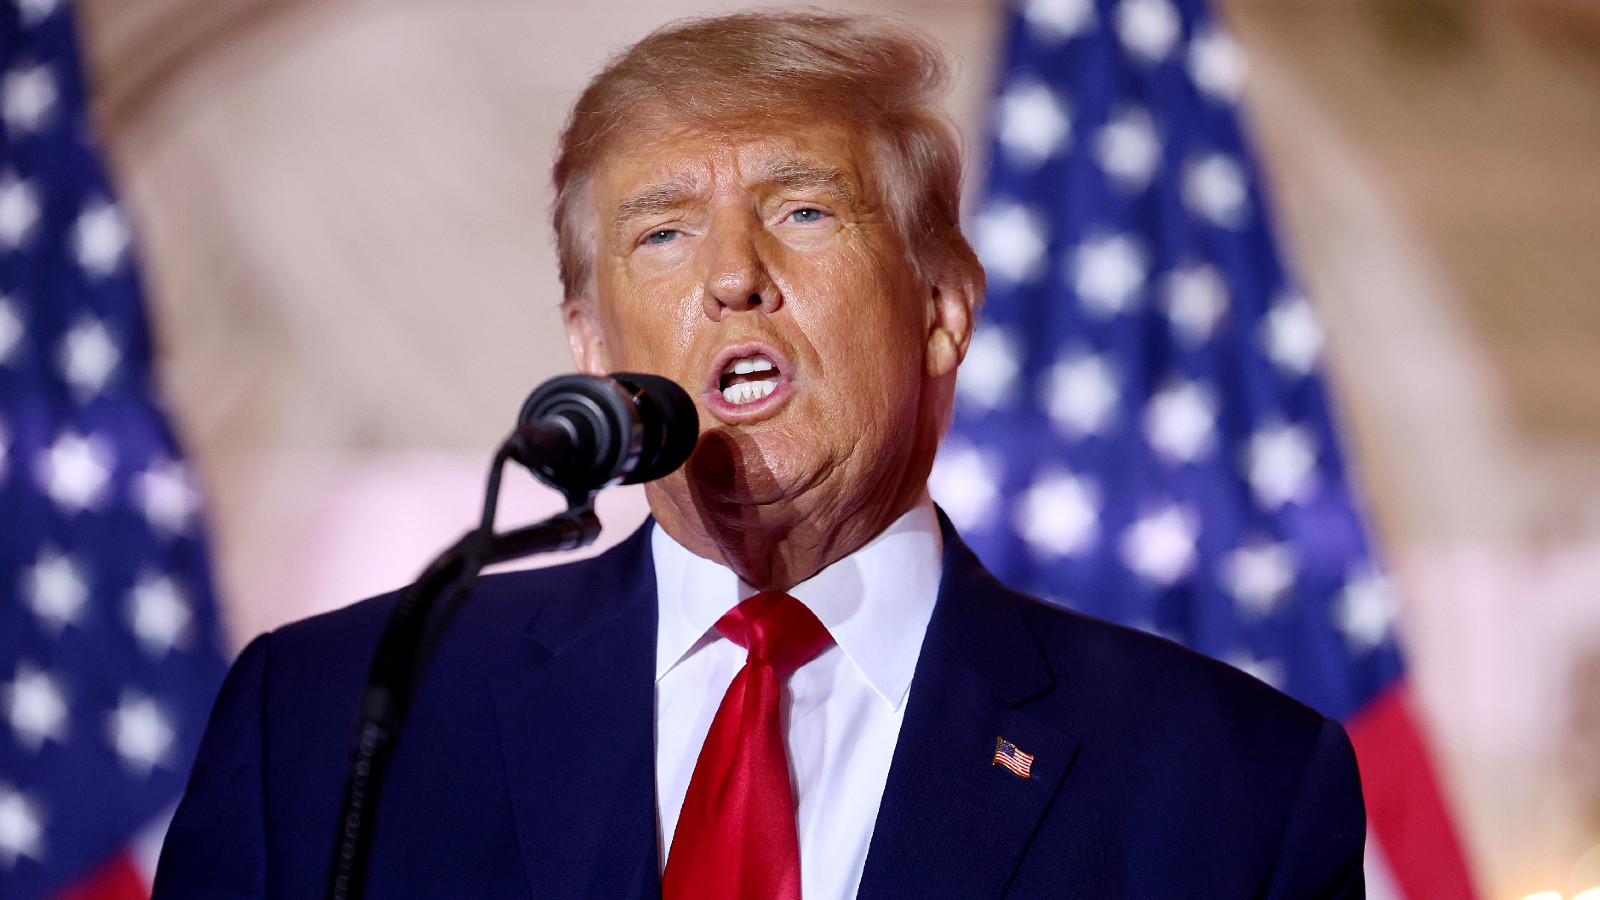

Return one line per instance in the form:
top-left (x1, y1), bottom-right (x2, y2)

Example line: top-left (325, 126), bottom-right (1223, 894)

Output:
top-left (652, 496), bottom-right (943, 900)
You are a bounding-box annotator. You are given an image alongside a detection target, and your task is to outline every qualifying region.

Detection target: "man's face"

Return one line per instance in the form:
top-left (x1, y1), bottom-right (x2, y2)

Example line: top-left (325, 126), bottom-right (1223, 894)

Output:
top-left (566, 115), bottom-right (965, 536)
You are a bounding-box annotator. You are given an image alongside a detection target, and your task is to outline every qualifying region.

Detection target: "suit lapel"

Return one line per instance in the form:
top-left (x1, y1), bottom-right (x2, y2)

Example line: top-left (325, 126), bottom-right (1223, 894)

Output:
top-left (858, 515), bottom-right (1081, 900)
top-left (493, 524), bottom-right (663, 900)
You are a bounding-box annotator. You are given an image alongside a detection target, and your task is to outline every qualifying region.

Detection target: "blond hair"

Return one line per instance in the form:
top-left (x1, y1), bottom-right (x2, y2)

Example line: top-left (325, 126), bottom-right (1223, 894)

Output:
top-left (552, 10), bottom-right (983, 302)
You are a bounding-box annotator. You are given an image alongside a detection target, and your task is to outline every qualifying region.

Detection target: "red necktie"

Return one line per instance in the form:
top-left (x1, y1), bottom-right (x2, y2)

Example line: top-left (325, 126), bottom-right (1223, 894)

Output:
top-left (662, 591), bottom-right (834, 900)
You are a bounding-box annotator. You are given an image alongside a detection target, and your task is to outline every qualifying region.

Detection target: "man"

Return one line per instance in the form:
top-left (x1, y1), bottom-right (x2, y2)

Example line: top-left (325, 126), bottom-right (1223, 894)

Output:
top-left (155, 11), bottom-right (1365, 899)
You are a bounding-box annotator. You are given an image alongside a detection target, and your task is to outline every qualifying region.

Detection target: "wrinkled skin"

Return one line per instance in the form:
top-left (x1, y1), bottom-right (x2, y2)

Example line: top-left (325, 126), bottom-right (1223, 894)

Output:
top-left (563, 116), bottom-right (978, 591)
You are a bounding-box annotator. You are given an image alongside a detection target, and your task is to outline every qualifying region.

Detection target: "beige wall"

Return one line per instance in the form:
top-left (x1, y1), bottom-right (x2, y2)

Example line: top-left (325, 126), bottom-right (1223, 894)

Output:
top-left (74, 0), bottom-right (1600, 896)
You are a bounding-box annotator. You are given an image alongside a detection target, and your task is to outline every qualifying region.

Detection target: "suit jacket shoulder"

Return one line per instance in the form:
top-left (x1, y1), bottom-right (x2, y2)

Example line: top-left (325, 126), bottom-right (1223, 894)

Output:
top-left (153, 521), bottom-right (662, 900)
top-left (856, 514), bottom-right (1365, 899)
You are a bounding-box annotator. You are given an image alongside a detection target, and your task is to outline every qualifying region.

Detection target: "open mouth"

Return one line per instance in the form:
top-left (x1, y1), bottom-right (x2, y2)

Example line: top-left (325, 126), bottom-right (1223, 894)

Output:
top-left (717, 353), bottom-right (783, 406)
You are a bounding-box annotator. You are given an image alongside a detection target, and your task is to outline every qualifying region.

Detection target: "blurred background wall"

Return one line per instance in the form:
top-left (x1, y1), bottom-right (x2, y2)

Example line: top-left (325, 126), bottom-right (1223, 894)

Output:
top-left (66, 0), bottom-right (1600, 896)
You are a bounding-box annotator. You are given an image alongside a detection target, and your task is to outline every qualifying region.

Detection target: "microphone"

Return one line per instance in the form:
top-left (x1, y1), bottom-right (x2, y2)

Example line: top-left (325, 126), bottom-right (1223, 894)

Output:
top-left (329, 373), bottom-right (696, 900)
top-left (506, 372), bottom-right (698, 499)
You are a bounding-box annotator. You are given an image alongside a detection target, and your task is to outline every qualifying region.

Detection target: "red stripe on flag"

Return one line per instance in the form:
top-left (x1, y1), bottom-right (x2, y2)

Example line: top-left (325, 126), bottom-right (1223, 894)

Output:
top-left (1347, 682), bottom-right (1478, 900)
top-left (51, 850), bottom-right (148, 900)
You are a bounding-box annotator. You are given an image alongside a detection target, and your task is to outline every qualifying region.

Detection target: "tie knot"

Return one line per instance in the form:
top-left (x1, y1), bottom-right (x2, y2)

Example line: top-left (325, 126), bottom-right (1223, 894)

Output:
top-left (715, 591), bottom-right (833, 678)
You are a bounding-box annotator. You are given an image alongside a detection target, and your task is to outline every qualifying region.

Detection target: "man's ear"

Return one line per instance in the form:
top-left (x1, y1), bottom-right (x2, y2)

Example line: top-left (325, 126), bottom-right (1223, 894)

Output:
top-left (563, 299), bottom-right (610, 376)
top-left (924, 266), bottom-right (980, 379)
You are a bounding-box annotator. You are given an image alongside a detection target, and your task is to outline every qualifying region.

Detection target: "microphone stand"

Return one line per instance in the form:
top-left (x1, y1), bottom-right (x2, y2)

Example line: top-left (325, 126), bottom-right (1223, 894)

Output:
top-left (325, 445), bottom-right (602, 900)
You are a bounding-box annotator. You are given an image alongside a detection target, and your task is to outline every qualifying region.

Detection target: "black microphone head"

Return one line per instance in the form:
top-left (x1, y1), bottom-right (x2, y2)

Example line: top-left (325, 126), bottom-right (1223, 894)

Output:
top-left (608, 372), bottom-right (699, 484)
top-left (516, 374), bottom-right (639, 497)
top-left (514, 372), bottom-right (697, 501)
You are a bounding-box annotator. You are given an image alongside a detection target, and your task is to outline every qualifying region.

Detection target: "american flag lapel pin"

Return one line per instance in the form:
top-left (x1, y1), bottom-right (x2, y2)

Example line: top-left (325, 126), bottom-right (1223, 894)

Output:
top-left (993, 736), bottom-right (1035, 779)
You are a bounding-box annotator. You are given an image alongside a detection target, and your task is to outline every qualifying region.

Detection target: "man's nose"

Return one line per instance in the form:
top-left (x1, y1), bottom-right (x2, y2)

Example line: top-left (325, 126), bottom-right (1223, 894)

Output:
top-left (700, 222), bottom-right (781, 320)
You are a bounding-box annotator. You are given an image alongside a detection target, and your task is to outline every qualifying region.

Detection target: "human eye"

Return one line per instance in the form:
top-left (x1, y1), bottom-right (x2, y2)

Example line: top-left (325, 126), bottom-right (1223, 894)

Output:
top-left (786, 207), bottom-right (827, 224)
top-left (643, 228), bottom-right (680, 245)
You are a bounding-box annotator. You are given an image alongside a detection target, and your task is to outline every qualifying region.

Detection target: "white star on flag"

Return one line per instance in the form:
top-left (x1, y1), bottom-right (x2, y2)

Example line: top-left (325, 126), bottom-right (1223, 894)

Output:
top-left (57, 316), bottom-right (121, 398)
top-left (1246, 423), bottom-right (1318, 509)
top-left (133, 458), bottom-right (202, 536)
top-left (1184, 153), bottom-right (1250, 229)
top-left (1115, 0), bottom-right (1181, 63)
top-left (106, 690), bottom-right (176, 777)
top-left (1044, 350), bottom-right (1119, 437)
top-left (0, 174), bottom-right (40, 249)
top-left (23, 548), bottom-right (89, 633)
top-left (127, 572), bottom-right (194, 658)
top-left (1023, 0), bottom-right (1095, 43)
top-left (1188, 27), bottom-right (1247, 103)
top-left (17, 0), bottom-right (62, 26)
top-left (0, 295), bottom-right (22, 365)
top-left (1336, 569), bottom-right (1398, 652)
top-left (974, 202), bottom-right (1049, 286)
top-left (1016, 470), bottom-right (1100, 557)
top-left (1095, 106), bottom-right (1160, 191)
top-left (2, 63), bottom-right (57, 134)
top-left (73, 199), bottom-right (131, 279)
top-left (1074, 233), bottom-right (1147, 317)
top-left (1145, 381), bottom-right (1217, 463)
top-left (1120, 505), bottom-right (1199, 585)
top-left (1225, 650), bottom-right (1285, 689)
top-left (957, 326), bottom-right (1022, 413)
top-left (38, 430), bottom-right (114, 513)
top-left (3, 662), bottom-right (69, 752)
top-left (1164, 263), bottom-right (1229, 343)
top-left (0, 784), bottom-right (46, 869)
top-left (999, 80), bottom-right (1071, 167)
top-left (1224, 541), bottom-right (1296, 616)
top-left (1261, 292), bottom-right (1324, 376)
top-left (929, 440), bottom-right (1002, 532)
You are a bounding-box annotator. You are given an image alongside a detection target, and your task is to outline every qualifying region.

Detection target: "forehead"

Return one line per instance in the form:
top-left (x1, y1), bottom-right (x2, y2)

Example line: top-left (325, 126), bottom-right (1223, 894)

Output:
top-left (590, 115), bottom-right (879, 206)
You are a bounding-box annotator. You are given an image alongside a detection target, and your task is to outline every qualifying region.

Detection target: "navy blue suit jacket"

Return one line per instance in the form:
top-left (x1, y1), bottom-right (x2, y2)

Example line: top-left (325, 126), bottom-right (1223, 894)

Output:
top-left (154, 514), bottom-right (1365, 898)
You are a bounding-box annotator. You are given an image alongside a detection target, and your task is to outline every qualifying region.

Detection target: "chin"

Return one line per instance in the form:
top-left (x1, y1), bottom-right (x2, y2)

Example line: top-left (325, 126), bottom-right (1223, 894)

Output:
top-left (680, 427), bottom-right (828, 510)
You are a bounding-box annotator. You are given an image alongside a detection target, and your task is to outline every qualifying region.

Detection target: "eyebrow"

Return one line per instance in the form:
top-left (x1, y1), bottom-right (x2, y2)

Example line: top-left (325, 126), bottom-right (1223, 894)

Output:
top-left (753, 160), bottom-right (860, 207)
top-left (613, 179), bottom-right (699, 225)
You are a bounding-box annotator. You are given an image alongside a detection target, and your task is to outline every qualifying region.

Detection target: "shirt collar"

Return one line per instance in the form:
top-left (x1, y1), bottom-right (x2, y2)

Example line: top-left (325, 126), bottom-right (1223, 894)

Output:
top-left (652, 494), bottom-right (943, 711)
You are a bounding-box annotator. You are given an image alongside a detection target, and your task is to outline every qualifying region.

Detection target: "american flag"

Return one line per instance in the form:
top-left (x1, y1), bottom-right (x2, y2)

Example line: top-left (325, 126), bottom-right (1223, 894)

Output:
top-left (992, 737), bottom-right (1034, 780)
top-left (932, 0), bottom-right (1478, 895)
top-left (0, 1), bottom-right (228, 899)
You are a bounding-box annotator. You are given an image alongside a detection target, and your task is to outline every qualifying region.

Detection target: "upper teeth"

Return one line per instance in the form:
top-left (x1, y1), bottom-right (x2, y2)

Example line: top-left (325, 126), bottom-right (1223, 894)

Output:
top-left (727, 356), bottom-right (775, 376)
